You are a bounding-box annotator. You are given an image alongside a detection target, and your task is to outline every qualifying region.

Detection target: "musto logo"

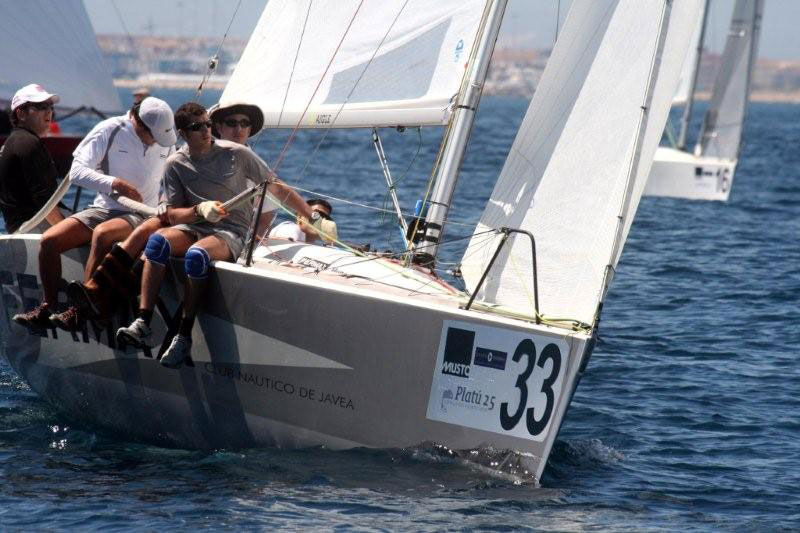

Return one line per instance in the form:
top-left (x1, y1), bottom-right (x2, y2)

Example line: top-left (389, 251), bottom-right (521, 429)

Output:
top-left (441, 327), bottom-right (474, 378)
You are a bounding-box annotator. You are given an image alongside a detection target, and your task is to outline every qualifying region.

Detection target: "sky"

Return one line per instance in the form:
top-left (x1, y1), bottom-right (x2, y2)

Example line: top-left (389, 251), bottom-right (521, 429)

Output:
top-left (83, 0), bottom-right (800, 61)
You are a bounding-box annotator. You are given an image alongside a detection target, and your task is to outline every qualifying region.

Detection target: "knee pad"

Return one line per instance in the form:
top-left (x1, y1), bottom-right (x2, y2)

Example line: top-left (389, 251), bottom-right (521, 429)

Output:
top-left (184, 246), bottom-right (211, 279)
top-left (144, 233), bottom-right (171, 266)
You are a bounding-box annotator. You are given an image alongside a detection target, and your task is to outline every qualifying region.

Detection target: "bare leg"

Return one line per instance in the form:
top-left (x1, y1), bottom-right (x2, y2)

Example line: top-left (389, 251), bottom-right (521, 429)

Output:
top-left (139, 228), bottom-right (196, 311)
top-left (39, 218), bottom-right (93, 305)
top-left (119, 217), bottom-right (165, 258)
top-left (83, 217), bottom-right (135, 281)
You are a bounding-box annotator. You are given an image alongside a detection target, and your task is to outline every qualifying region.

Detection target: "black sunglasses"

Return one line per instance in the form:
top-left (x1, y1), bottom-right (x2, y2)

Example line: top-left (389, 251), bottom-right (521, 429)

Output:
top-left (28, 101), bottom-right (54, 111)
top-left (223, 118), bottom-right (252, 128)
top-left (315, 210), bottom-right (332, 221)
top-left (186, 120), bottom-right (212, 132)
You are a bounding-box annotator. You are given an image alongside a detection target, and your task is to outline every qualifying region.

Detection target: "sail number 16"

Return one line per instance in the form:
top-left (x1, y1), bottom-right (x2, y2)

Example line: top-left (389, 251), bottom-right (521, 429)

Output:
top-left (500, 339), bottom-right (562, 436)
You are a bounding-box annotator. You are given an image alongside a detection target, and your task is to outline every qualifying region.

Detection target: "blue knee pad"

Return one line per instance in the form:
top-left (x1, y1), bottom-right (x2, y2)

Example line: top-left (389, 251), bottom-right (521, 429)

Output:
top-left (144, 233), bottom-right (171, 266)
top-left (184, 246), bottom-right (211, 279)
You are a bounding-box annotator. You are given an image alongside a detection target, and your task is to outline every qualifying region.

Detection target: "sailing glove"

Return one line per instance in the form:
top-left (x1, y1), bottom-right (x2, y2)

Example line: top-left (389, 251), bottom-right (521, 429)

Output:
top-left (195, 201), bottom-right (227, 223)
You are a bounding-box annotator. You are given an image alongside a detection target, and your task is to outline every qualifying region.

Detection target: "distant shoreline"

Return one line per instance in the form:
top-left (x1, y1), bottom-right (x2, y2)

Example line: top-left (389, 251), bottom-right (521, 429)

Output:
top-left (114, 79), bottom-right (800, 104)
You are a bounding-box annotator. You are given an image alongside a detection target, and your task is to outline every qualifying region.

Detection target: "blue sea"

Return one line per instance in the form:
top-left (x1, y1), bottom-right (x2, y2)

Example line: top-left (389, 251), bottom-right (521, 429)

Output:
top-left (1, 89), bottom-right (798, 530)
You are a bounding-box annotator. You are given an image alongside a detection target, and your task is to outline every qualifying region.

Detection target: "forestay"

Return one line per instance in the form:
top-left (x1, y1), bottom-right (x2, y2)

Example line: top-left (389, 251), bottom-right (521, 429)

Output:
top-left (697, 0), bottom-right (764, 160)
top-left (460, 0), bottom-right (701, 327)
top-left (221, 0), bottom-right (486, 129)
top-left (0, 0), bottom-right (121, 114)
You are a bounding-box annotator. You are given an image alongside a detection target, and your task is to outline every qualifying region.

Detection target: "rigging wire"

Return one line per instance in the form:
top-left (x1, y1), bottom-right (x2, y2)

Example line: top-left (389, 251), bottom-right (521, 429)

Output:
top-left (194, 0), bottom-right (244, 101)
top-left (287, 184), bottom-right (481, 229)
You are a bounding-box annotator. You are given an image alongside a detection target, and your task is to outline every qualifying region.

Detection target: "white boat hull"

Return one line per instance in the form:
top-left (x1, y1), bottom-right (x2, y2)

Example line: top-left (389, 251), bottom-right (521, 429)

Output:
top-left (0, 235), bottom-right (593, 482)
top-left (643, 146), bottom-right (737, 201)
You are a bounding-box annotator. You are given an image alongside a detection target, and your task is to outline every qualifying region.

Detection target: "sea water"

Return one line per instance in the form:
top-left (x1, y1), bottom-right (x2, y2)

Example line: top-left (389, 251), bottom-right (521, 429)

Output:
top-left (0, 90), bottom-right (798, 530)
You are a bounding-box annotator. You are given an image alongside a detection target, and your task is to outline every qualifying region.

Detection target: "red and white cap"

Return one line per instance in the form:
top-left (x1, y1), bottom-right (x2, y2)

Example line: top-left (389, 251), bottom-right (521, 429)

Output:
top-left (138, 97), bottom-right (177, 147)
top-left (11, 84), bottom-right (60, 112)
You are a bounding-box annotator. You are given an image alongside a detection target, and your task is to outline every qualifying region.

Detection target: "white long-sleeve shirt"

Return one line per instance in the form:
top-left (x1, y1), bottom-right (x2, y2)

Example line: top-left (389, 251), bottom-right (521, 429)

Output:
top-left (68, 113), bottom-right (174, 211)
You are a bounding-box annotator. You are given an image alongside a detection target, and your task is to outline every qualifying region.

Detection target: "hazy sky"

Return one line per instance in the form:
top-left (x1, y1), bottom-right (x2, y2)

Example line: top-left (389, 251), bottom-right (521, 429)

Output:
top-left (84, 0), bottom-right (800, 60)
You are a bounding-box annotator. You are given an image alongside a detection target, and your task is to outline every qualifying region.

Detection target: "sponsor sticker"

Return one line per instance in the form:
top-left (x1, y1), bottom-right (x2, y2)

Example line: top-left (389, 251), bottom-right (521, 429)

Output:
top-left (426, 320), bottom-right (569, 442)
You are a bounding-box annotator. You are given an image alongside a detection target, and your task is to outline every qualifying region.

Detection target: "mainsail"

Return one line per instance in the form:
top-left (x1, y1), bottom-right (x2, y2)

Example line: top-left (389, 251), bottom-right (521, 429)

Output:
top-left (221, 0), bottom-right (486, 128)
top-left (0, 0), bottom-right (121, 114)
top-left (697, 0), bottom-right (764, 160)
top-left (460, 0), bottom-right (701, 327)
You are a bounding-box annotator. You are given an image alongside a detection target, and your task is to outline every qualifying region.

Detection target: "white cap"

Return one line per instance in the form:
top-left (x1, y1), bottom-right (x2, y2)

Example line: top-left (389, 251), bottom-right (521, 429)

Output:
top-left (138, 97), bottom-right (177, 147)
top-left (11, 84), bottom-right (60, 111)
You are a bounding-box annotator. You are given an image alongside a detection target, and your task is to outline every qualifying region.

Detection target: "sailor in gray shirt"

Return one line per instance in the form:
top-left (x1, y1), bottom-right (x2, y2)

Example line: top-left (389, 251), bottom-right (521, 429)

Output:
top-left (116, 102), bottom-right (324, 368)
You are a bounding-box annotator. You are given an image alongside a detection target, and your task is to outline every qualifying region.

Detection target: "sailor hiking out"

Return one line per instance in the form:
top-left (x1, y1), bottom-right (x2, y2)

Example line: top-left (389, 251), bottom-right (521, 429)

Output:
top-left (81, 102), bottom-right (326, 368)
top-left (12, 97), bottom-right (176, 330)
top-left (67, 100), bottom-right (274, 325)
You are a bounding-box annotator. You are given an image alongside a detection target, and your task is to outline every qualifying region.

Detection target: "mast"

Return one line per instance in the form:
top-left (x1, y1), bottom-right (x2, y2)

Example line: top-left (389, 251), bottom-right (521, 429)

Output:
top-left (414, 0), bottom-right (508, 265)
top-left (735, 0), bottom-right (763, 161)
top-left (676, 0), bottom-right (709, 150)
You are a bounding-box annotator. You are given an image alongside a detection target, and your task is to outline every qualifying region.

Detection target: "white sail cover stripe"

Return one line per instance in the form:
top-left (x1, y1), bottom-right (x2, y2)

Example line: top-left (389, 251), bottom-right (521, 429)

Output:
top-left (460, 0), bottom-right (701, 326)
top-left (698, 0), bottom-right (763, 160)
top-left (221, 0), bottom-right (486, 129)
top-left (673, 1), bottom-right (707, 105)
top-left (0, 0), bottom-right (121, 114)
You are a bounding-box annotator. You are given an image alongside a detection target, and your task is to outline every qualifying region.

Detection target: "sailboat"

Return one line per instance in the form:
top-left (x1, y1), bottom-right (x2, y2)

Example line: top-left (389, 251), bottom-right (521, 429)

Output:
top-left (644, 0), bottom-right (764, 201)
top-left (0, 0), bottom-right (700, 483)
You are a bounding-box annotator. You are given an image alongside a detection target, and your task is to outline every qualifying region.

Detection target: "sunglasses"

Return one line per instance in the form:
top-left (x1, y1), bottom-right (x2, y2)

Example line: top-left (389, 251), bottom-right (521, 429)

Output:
top-left (315, 210), bottom-right (332, 221)
top-left (28, 101), bottom-right (54, 111)
top-left (186, 120), bottom-right (212, 132)
top-left (222, 118), bottom-right (252, 128)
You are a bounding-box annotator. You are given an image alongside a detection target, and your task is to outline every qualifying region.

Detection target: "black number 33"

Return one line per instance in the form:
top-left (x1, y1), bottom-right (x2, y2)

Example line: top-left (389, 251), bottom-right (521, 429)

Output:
top-left (499, 340), bottom-right (562, 435)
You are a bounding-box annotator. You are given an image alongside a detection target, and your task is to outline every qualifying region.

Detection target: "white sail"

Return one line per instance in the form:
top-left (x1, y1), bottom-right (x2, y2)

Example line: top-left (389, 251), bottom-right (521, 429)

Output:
top-left (221, 0), bottom-right (486, 129)
top-left (672, 0), bottom-right (707, 106)
top-left (0, 0), bottom-right (121, 114)
top-left (460, 0), bottom-right (701, 327)
top-left (697, 0), bottom-right (764, 160)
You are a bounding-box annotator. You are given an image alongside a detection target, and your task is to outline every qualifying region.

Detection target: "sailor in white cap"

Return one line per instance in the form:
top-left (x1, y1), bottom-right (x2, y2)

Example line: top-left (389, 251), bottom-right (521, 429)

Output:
top-left (0, 84), bottom-right (65, 233)
top-left (14, 96), bottom-right (177, 331)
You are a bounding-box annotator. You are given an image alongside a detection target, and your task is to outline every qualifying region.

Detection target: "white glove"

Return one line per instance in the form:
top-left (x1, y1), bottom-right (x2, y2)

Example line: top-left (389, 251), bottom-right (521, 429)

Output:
top-left (195, 201), bottom-right (226, 223)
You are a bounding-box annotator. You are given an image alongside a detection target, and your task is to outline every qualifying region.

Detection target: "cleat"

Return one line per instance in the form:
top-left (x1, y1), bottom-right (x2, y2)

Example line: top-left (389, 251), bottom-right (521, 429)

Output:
top-left (12, 303), bottom-right (52, 329)
top-left (160, 334), bottom-right (192, 369)
top-left (49, 306), bottom-right (86, 332)
top-left (116, 318), bottom-right (154, 349)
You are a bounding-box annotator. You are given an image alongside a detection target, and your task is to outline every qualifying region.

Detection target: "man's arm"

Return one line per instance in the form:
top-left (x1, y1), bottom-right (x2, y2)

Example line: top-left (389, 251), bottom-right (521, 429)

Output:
top-left (267, 180), bottom-right (313, 220)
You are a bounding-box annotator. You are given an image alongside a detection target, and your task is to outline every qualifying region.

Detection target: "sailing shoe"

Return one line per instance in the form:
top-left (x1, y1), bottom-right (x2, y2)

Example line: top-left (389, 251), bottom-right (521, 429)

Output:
top-left (12, 303), bottom-right (52, 329)
top-left (116, 318), bottom-right (154, 349)
top-left (159, 334), bottom-right (192, 369)
top-left (49, 306), bottom-right (86, 332)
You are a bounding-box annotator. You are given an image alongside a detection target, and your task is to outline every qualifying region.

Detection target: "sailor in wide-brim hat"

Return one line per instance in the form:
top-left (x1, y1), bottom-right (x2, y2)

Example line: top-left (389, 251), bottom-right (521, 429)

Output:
top-left (209, 102), bottom-right (264, 145)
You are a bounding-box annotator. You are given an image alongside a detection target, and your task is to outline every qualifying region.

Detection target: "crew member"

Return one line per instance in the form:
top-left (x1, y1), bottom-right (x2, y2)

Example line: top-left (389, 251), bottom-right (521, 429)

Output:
top-left (0, 84), bottom-right (64, 233)
top-left (13, 97), bottom-right (176, 330)
top-left (113, 102), bottom-right (328, 368)
top-left (269, 198), bottom-right (334, 244)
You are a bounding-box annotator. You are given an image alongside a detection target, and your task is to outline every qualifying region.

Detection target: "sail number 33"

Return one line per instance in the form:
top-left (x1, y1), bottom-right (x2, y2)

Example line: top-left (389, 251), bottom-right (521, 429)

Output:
top-left (427, 321), bottom-right (568, 442)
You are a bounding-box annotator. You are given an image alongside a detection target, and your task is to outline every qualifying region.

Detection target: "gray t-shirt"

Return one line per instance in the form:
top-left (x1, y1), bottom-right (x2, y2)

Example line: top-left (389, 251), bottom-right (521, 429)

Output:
top-left (162, 139), bottom-right (274, 238)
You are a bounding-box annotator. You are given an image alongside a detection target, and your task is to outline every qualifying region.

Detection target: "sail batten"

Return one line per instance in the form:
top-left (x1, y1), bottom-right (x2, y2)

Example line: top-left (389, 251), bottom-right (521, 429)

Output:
top-left (460, 0), bottom-right (702, 327)
top-left (0, 0), bottom-right (121, 114)
top-left (221, 0), bottom-right (487, 128)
